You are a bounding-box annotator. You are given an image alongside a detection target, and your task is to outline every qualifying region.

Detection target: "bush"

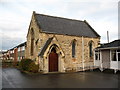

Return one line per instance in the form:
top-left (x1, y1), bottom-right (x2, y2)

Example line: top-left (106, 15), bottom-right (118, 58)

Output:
top-left (28, 62), bottom-right (39, 73)
top-left (19, 58), bottom-right (39, 73)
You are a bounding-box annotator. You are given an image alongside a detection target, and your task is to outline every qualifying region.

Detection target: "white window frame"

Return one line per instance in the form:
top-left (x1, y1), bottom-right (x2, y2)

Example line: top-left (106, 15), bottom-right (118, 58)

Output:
top-left (18, 47), bottom-right (20, 52)
top-left (22, 46), bottom-right (25, 51)
top-left (117, 50), bottom-right (120, 61)
top-left (110, 49), bottom-right (119, 70)
top-left (111, 50), bottom-right (117, 61)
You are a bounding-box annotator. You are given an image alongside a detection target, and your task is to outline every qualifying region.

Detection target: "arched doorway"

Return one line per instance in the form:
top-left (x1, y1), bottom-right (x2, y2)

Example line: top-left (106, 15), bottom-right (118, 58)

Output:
top-left (49, 47), bottom-right (58, 72)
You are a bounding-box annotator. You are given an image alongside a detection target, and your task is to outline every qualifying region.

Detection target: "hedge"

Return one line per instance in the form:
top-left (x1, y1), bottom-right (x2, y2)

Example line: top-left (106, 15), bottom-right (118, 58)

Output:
top-left (19, 58), bottom-right (39, 73)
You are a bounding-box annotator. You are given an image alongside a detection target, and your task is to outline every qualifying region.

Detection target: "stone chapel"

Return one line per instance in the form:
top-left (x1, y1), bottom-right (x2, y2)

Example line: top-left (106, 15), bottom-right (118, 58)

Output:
top-left (25, 11), bottom-right (100, 73)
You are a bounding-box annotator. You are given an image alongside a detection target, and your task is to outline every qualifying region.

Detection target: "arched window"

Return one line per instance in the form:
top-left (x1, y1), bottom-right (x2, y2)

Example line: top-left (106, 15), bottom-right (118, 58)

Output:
top-left (72, 40), bottom-right (76, 58)
top-left (89, 41), bottom-right (93, 57)
top-left (31, 28), bottom-right (34, 56)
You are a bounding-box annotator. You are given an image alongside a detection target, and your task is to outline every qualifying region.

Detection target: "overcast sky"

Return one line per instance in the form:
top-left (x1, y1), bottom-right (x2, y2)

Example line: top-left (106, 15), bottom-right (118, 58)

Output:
top-left (0, 0), bottom-right (119, 50)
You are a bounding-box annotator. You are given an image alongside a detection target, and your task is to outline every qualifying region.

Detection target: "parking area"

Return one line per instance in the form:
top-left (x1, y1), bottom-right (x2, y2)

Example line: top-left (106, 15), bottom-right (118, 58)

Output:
top-left (2, 67), bottom-right (120, 88)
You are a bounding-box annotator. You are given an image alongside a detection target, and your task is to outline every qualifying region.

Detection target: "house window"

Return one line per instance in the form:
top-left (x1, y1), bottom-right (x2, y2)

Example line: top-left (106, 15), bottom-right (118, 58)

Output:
top-left (95, 50), bottom-right (100, 60)
top-left (31, 28), bottom-right (34, 56)
top-left (18, 57), bottom-right (20, 61)
top-left (89, 41), bottom-right (93, 57)
top-left (118, 53), bottom-right (120, 61)
top-left (95, 53), bottom-right (98, 60)
top-left (72, 40), bottom-right (76, 58)
top-left (18, 47), bottom-right (20, 52)
top-left (22, 46), bottom-right (25, 51)
top-left (111, 50), bottom-right (117, 61)
top-left (22, 56), bottom-right (25, 59)
top-left (117, 50), bottom-right (120, 61)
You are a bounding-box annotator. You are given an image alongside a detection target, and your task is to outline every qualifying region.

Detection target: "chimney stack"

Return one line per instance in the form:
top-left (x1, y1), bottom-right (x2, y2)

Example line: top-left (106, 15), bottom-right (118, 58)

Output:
top-left (107, 31), bottom-right (109, 43)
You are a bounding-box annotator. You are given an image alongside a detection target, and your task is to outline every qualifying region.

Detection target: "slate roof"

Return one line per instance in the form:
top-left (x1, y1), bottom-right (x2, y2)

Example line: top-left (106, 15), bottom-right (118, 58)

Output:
top-left (16, 42), bottom-right (26, 48)
top-left (38, 37), bottom-right (53, 57)
top-left (34, 12), bottom-right (100, 38)
top-left (97, 39), bottom-right (120, 49)
top-left (9, 42), bottom-right (26, 51)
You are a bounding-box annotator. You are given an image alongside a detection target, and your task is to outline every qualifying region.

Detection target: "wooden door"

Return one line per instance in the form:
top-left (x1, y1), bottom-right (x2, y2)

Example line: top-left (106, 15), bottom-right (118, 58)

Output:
top-left (49, 52), bottom-right (58, 72)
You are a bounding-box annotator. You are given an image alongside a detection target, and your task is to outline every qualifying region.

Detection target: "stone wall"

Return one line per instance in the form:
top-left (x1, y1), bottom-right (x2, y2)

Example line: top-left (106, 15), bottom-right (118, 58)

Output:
top-left (25, 13), bottom-right (41, 62)
top-left (37, 33), bottom-right (100, 71)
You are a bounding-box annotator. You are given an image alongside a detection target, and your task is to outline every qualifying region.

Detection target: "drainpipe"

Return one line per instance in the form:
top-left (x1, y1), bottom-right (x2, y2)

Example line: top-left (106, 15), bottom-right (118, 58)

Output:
top-left (82, 36), bottom-right (85, 71)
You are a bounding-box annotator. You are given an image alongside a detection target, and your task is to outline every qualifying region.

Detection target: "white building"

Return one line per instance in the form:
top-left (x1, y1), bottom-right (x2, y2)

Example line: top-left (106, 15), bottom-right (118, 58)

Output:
top-left (94, 39), bottom-right (120, 73)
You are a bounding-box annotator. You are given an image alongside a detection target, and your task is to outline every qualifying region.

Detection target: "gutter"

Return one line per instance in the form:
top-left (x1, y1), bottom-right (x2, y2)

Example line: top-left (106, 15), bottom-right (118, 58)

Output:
top-left (95, 47), bottom-right (120, 50)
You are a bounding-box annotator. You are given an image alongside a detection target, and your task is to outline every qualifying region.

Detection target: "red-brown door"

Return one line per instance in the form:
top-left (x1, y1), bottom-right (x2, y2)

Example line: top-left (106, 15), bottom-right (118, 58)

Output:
top-left (49, 52), bottom-right (58, 72)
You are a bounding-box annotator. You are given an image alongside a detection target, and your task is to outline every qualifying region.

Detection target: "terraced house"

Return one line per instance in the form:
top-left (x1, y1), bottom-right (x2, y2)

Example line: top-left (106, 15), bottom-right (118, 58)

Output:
top-left (25, 11), bottom-right (100, 73)
top-left (2, 42), bottom-right (26, 63)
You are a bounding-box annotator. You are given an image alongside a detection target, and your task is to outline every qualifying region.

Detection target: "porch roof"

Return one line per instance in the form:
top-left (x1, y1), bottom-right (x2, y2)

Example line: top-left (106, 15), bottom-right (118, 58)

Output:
top-left (97, 39), bottom-right (120, 50)
top-left (38, 37), bottom-right (53, 57)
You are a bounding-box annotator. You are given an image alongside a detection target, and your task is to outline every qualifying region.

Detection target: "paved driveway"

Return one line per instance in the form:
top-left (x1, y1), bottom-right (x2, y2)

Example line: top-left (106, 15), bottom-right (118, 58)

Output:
top-left (2, 68), bottom-right (120, 88)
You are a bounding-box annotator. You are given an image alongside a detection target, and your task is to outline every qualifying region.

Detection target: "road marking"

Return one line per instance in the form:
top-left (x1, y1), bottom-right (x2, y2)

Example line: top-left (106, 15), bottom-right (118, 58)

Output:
top-left (0, 68), bottom-right (2, 89)
top-left (2, 71), bottom-right (16, 88)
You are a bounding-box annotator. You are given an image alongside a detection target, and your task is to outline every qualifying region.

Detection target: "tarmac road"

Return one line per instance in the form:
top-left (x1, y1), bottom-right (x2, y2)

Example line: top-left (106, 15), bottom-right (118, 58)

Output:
top-left (2, 67), bottom-right (120, 88)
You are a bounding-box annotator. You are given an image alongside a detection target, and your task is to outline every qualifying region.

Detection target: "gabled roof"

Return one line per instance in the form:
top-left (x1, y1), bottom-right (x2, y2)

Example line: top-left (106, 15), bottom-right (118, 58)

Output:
top-left (10, 42), bottom-right (26, 50)
top-left (34, 11), bottom-right (100, 38)
top-left (97, 39), bottom-right (120, 49)
top-left (38, 37), bottom-right (53, 57)
top-left (16, 42), bottom-right (26, 48)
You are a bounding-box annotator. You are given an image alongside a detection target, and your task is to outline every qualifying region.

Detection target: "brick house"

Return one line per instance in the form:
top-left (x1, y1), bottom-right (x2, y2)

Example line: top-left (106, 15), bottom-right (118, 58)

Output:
top-left (25, 11), bottom-right (100, 73)
top-left (16, 42), bottom-right (26, 62)
top-left (13, 42), bottom-right (26, 63)
top-left (9, 48), bottom-right (14, 60)
top-left (0, 51), bottom-right (2, 60)
top-left (2, 51), bottom-right (9, 61)
top-left (2, 42), bottom-right (26, 63)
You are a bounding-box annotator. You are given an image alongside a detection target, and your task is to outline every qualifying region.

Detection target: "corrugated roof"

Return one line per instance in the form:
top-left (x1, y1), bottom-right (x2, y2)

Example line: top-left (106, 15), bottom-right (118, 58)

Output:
top-left (34, 13), bottom-right (100, 38)
top-left (38, 37), bottom-right (53, 57)
top-left (97, 39), bottom-right (120, 49)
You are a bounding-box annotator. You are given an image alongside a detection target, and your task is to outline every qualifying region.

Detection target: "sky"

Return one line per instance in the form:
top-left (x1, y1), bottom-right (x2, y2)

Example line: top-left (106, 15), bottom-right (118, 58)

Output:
top-left (0, 0), bottom-right (119, 50)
